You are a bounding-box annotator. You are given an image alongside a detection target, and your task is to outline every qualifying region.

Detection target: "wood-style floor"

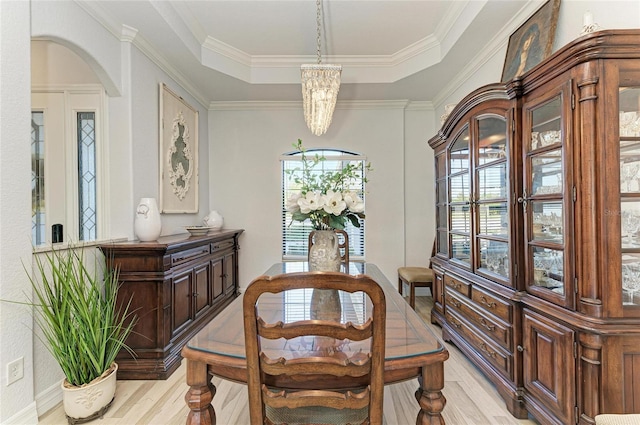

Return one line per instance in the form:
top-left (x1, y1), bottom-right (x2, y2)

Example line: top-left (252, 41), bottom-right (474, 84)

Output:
top-left (38, 296), bottom-right (540, 425)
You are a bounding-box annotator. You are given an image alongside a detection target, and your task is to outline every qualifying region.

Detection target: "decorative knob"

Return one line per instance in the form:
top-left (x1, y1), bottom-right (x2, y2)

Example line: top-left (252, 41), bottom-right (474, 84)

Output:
top-left (517, 345), bottom-right (524, 352)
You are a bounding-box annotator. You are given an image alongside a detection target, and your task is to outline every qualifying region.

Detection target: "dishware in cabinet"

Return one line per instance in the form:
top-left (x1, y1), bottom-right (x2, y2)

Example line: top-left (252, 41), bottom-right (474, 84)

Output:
top-left (521, 79), bottom-right (575, 309)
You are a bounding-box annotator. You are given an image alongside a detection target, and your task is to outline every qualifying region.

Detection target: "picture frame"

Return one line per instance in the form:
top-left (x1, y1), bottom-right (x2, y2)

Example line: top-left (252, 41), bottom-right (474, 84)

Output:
top-left (501, 0), bottom-right (561, 83)
top-left (159, 83), bottom-right (199, 213)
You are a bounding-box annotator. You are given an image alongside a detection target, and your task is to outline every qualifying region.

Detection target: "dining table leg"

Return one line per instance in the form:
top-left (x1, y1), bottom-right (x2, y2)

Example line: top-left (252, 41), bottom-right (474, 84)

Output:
top-left (185, 359), bottom-right (216, 425)
top-left (415, 360), bottom-right (447, 425)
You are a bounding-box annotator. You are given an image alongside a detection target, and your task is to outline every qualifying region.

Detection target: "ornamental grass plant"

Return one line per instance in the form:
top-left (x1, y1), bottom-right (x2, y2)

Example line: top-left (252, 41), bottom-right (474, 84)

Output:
top-left (26, 244), bottom-right (136, 387)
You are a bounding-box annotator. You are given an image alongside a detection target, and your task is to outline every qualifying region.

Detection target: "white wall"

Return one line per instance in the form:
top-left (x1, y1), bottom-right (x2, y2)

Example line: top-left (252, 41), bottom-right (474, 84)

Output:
top-left (0, 2), bottom-right (38, 423)
top-left (130, 47), bottom-right (211, 236)
top-left (209, 101), bottom-right (425, 286)
top-left (2, 0), bottom-right (640, 422)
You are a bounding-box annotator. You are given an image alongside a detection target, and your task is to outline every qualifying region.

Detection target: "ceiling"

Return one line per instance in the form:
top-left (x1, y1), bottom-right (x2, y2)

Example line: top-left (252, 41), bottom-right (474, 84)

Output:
top-left (77, 0), bottom-right (540, 106)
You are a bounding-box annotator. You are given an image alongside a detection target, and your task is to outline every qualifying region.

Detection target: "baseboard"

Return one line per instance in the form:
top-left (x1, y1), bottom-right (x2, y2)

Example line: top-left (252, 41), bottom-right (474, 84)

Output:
top-left (3, 401), bottom-right (39, 425)
top-left (35, 379), bottom-right (62, 418)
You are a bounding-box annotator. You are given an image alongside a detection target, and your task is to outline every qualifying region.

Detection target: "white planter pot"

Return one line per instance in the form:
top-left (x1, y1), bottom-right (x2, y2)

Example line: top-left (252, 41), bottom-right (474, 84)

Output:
top-left (62, 363), bottom-right (117, 424)
top-left (134, 197), bottom-right (162, 241)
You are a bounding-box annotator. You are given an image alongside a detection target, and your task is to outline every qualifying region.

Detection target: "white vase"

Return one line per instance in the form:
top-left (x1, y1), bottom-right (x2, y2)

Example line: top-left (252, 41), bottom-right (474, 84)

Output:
top-left (134, 198), bottom-right (162, 242)
top-left (203, 210), bottom-right (224, 230)
top-left (62, 363), bottom-right (117, 422)
top-left (308, 230), bottom-right (341, 272)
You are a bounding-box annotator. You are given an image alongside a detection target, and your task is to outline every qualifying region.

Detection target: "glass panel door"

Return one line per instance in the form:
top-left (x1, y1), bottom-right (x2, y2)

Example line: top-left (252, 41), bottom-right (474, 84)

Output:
top-left (475, 116), bottom-right (510, 283)
top-left (449, 127), bottom-right (471, 267)
top-left (620, 86), bottom-right (640, 307)
top-left (523, 82), bottom-right (574, 308)
top-left (435, 153), bottom-right (448, 256)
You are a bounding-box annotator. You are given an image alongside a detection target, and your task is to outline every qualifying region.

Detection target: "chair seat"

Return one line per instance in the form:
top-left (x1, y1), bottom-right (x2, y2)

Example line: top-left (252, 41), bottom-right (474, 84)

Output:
top-left (266, 403), bottom-right (368, 425)
top-left (595, 414), bottom-right (640, 425)
top-left (398, 267), bottom-right (434, 284)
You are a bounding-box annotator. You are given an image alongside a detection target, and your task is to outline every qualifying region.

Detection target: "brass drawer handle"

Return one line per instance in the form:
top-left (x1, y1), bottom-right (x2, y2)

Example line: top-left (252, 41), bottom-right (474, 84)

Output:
top-left (479, 318), bottom-right (496, 331)
top-left (479, 296), bottom-right (497, 309)
top-left (448, 280), bottom-right (462, 290)
top-left (479, 342), bottom-right (498, 359)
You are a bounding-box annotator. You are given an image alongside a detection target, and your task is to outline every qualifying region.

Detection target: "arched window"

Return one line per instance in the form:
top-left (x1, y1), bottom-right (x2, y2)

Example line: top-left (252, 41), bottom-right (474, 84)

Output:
top-left (281, 148), bottom-right (367, 261)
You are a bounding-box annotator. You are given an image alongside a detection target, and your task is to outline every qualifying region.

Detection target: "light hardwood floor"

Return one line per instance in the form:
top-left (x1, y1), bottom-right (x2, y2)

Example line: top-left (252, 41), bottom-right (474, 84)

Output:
top-left (38, 296), bottom-right (539, 425)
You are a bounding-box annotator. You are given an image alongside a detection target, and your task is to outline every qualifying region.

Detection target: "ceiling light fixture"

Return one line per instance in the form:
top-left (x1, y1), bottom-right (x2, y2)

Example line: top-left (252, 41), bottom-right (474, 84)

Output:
top-left (301, 0), bottom-right (341, 136)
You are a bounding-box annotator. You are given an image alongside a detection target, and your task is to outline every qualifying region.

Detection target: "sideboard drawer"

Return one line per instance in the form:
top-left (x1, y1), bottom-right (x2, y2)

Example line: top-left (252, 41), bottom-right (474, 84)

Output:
top-left (211, 239), bottom-right (235, 253)
top-left (446, 308), bottom-right (512, 380)
top-left (171, 245), bottom-right (210, 267)
top-left (471, 285), bottom-right (512, 322)
top-left (444, 274), bottom-right (471, 298)
top-left (446, 290), bottom-right (511, 350)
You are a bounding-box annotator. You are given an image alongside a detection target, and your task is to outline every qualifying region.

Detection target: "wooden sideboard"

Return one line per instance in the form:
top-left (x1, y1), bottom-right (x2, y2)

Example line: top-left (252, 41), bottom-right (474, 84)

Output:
top-left (99, 229), bottom-right (244, 380)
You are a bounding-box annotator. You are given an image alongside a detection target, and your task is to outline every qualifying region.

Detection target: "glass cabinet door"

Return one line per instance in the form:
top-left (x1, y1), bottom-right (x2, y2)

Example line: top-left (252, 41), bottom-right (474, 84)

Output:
top-left (522, 82), bottom-right (574, 308)
top-left (449, 127), bottom-right (471, 268)
top-left (475, 115), bottom-right (510, 284)
top-left (435, 152), bottom-right (448, 256)
top-left (619, 85), bottom-right (640, 308)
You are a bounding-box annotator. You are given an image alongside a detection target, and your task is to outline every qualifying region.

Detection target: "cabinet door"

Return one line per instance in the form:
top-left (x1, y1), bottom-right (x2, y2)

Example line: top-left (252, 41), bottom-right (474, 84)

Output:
top-left (474, 113), bottom-right (511, 286)
top-left (435, 152), bottom-right (448, 257)
top-left (615, 66), bottom-right (640, 316)
top-left (172, 269), bottom-right (193, 335)
top-left (193, 262), bottom-right (211, 317)
top-left (211, 257), bottom-right (224, 301)
top-left (522, 80), bottom-right (575, 309)
top-left (223, 252), bottom-right (236, 295)
top-left (523, 308), bottom-right (575, 425)
top-left (449, 126), bottom-right (472, 269)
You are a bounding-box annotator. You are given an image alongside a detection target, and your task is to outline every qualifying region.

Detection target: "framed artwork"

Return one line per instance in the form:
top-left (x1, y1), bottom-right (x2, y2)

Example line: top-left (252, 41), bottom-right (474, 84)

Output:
top-left (501, 0), bottom-right (561, 83)
top-left (159, 83), bottom-right (199, 213)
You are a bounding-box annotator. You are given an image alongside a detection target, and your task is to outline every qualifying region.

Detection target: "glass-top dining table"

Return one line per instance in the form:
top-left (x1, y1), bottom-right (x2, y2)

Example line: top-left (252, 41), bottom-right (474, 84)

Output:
top-left (181, 262), bottom-right (449, 424)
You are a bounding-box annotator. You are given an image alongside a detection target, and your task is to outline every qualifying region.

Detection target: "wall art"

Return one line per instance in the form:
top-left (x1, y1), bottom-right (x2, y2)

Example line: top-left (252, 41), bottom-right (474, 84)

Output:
top-left (159, 83), bottom-right (199, 213)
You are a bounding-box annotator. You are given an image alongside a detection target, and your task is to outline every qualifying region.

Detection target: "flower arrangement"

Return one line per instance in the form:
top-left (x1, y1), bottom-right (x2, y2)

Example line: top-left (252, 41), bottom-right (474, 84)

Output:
top-left (285, 139), bottom-right (371, 230)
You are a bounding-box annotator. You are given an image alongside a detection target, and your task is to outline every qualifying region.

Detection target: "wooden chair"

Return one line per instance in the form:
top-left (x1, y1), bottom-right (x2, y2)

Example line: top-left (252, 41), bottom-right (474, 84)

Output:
top-left (398, 240), bottom-right (436, 310)
top-left (308, 229), bottom-right (350, 267)
top-left (243, 271), bottom-right (386, 425)
top-left (595, 414), bottom-right (640, 424)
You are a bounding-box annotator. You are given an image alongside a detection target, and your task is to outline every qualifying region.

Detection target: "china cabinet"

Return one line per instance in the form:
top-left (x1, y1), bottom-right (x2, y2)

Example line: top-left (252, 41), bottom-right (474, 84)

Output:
top-left (99, 229), bottom-right (243, 379)
top-left (429, 31), bottom-right (640, 425)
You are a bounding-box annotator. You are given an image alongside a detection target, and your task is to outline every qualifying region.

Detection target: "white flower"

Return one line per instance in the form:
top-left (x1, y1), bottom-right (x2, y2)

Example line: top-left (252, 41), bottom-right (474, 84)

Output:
top-left (285, 192), bottom-right (301, 212)
top-left (298, 191), bottom-right (324, 214)
top-left (343, 191), bottom-right (365, 213)
top-left (322, 190), bottom-right (346, 215)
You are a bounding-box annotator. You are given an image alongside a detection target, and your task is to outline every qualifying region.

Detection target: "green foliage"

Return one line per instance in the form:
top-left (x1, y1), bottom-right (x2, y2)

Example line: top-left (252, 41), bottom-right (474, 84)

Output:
top-left (25, 244), bottom-right (137, 386)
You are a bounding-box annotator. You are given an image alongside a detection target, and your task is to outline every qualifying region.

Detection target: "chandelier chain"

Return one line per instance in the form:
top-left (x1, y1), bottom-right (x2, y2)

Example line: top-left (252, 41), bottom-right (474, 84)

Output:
top-left (316, 0), bottom-right (322, 64)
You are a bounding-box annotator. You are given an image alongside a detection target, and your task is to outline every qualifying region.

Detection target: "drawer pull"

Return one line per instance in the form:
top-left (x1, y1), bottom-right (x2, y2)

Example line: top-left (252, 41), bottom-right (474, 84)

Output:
top-left (479, 296), bottom-right (497, 309)
top-left (450, 318), bottom-right (461, 329)
top-left (447, 279), bottom-right (463, 290)
top-left (479, 318), bottom-right (496, 331)
top-left (479, 342), bottom-right (498, 359)
top-left (451, 299), bottom-right (462, 308)
top-left (517, 345), bottom-right (524, 352)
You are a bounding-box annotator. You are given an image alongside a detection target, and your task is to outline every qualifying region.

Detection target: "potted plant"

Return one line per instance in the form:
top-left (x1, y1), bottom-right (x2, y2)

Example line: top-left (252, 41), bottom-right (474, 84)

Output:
top-left (26, 244), bottom-right (136, 424)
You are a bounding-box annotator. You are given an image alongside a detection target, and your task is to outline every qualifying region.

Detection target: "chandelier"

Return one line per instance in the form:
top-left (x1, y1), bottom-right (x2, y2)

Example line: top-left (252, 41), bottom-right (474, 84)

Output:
top-left (301, 0), bottom-right (342, 136)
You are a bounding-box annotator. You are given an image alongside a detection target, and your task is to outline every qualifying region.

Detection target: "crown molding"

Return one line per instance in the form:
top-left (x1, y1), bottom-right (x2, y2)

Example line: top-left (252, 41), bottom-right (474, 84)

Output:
top-left (208, 99), bottom-right (412, 111)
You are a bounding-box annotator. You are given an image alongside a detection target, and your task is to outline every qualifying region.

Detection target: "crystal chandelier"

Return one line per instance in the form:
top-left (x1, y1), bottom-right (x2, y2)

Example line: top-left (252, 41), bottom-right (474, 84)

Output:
top-left (301, 0), bottom-right (341, 136)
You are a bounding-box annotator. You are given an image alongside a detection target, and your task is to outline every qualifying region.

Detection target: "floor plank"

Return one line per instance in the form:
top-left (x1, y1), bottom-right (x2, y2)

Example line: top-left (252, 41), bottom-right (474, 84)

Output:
top-left (38, 296), bottom-right (539, 425)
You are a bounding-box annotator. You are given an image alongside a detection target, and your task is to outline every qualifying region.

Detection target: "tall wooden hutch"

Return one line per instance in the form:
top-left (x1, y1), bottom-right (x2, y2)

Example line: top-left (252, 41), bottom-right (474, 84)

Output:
top-left (429, 30), bottom-right (640, 424)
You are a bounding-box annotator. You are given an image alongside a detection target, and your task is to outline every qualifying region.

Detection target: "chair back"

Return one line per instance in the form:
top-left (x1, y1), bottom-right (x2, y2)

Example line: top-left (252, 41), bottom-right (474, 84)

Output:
top-left (243, 271), bottom-right (386, 425)
top-left (309, 229), bottom-right (350, 266)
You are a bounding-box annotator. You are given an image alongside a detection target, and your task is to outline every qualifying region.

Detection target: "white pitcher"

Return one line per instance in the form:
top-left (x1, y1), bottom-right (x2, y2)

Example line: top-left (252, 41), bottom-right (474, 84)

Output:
top-left (135, 197), bottom-right (162, 241)
top-left (203, 210), bottom-right (224, 230)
